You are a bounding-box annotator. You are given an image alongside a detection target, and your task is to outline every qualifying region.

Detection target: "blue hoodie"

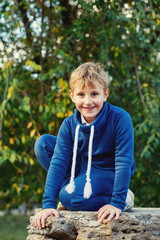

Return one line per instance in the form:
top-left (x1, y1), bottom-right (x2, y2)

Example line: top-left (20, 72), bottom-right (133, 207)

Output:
top-left (42, 101), bottom-right (135, 211)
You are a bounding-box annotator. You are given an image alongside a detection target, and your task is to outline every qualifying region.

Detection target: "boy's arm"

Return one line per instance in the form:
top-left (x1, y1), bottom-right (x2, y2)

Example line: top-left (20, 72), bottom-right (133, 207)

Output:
top-left (110, 111), bottom-right (135, 211)
top-left (42, 119), bottom-right (74, 209)
top-left (33, 119), bottom-right (73, 229)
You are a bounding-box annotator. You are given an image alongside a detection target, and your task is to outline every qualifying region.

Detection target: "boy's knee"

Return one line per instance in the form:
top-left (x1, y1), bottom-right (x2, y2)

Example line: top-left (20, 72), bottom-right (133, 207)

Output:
top-left (34, 134), bottom-right (50, 155)
top-left (34, 134), bottom-right (57, 157)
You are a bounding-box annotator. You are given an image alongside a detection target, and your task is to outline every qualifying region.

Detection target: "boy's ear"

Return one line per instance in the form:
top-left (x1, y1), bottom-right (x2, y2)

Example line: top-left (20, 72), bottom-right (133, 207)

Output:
top-left (69, 89), bottom-right (75, 103)
top-left (104, 88), bottom-right (110, 101)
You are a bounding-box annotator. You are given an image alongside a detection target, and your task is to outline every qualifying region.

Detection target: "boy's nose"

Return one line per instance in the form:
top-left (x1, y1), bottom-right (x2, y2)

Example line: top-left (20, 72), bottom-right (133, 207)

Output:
top-left (84, 96), bottom-right (92, 104)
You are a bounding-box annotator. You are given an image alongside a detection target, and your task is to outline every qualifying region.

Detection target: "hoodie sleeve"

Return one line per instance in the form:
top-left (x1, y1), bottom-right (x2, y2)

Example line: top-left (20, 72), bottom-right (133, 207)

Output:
top-left (110, 111), bottom-right (135, 211)
top-left (42, 119), bottom-right (73, 209)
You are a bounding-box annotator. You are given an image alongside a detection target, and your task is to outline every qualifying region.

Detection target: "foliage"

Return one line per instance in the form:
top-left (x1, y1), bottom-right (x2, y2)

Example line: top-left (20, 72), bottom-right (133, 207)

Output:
top-left (0, 0), bottom-right (160, 209)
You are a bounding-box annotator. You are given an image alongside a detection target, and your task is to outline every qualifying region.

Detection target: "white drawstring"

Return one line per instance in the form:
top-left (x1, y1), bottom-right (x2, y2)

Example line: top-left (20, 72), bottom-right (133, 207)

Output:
top-left (65, 125), bottom-right (80, 194)
top-left (83, 125), bottom-right (94, 199)
top-left (65, 124), bottom-right (94, 199)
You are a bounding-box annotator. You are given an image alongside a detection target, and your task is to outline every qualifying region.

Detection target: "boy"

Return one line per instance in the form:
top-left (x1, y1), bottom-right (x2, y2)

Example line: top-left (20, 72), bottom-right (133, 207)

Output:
top-left (33, 62), bottom-right (135, 229)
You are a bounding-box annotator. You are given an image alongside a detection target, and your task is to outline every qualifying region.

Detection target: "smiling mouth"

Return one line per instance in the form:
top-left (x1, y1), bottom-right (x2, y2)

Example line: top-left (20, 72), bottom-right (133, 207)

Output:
top-left (83, 106), bottom-right (95, 110)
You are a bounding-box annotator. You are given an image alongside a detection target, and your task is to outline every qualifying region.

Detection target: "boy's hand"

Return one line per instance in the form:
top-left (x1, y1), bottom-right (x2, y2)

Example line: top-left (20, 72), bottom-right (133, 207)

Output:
top-left (98, 204), bottom-right (121, 223)
top-left (32, 208), bottom-right (59, 229)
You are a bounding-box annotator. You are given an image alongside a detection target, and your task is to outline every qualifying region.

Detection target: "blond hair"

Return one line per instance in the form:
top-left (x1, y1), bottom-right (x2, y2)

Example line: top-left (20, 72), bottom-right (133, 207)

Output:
top-left (69, 62), bottom-right (111, 91)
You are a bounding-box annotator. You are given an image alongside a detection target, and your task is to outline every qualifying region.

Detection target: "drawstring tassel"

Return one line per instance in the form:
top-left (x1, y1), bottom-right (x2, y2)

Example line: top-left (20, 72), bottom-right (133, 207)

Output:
top-left (83, 179), bottom-right (92, 199)
top-left (65, 180), bottom-right (75, 194)
top-left (65, 125), bottom-right (80, 194)
top-left (83, 125), bottom-right (94, 199)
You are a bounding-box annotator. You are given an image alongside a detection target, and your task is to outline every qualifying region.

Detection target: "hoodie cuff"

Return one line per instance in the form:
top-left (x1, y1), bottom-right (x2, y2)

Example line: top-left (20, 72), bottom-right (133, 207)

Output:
top-left (42, 198), bottom-right (57, 210)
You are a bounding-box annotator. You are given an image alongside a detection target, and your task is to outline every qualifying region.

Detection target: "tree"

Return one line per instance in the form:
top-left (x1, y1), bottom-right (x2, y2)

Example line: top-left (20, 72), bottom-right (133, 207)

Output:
top-left (0, 0), bottom-right (160, 209)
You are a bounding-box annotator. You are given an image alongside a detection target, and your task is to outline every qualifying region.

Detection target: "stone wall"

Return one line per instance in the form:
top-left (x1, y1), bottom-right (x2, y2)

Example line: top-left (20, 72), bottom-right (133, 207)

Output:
top-left (27, 208), bottom-right (160, 240)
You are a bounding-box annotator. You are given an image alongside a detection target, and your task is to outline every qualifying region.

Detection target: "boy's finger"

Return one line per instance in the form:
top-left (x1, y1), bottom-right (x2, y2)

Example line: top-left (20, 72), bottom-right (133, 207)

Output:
top-left (33, 215), bottom-right (39, 226)
top-left (98, 209), bottom-right (105, 219)
top-left (107, 212), bottom-right (115, 222)
top-left (36, 216), bottom-right (42, 229)
top-left (53, 209), bottom-right (59, 218)
top-left (99, 210), bottom-right (110, 223)
top-left (98, 207), bottom-right (109, 218)
top-left (41, 215), bottom-right (46, 228)
top-left (114, 211), bottom-right (121, 220)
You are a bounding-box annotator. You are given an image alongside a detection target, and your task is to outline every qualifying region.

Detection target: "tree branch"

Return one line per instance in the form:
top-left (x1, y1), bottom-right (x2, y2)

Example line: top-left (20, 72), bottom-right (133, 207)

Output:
top-left (60, 0), bottom-right (72, 26)
top-left (40, 0), bottom-right (45, 109)
top-left (135, 66), bottom-right (148, 111)
top-left (16, 0), bottom-right (32, 43)
top-left (0, 67), bottom-right (9, 140)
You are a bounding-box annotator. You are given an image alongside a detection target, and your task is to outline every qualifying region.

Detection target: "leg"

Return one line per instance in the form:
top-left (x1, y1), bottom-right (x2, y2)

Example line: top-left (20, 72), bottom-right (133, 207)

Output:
top-left (34, 134), bottom-right (57, 171)
top-left (124, 189), bottom-right (134, 211)
top-left (59, 186), bottom-right (111, 211)
top-left (59, 170), bottom-right (114, 211)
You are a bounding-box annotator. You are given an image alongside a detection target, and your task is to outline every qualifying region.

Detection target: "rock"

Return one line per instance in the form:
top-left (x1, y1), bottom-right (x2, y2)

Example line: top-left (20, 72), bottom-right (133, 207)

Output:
top-left (128, 208), bottom-right (160, 238)
top-left (26, 208), bottom-right (160, 240)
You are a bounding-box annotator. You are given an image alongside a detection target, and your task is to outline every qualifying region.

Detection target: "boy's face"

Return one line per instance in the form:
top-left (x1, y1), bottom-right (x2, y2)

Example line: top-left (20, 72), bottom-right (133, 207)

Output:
top-left (69, 81), bottom-right (109, 124)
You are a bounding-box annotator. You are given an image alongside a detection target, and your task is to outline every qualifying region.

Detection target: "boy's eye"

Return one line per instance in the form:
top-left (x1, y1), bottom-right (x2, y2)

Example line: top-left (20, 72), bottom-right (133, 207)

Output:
top-left (92, 92), bottom-right (98, 96)
top-left (78, 93), bottom-right (84, 97)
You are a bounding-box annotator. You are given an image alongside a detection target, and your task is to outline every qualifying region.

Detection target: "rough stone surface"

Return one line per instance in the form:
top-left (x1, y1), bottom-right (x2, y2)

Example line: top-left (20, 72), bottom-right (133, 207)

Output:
top-left (26, 208), bottom-right (160, 240)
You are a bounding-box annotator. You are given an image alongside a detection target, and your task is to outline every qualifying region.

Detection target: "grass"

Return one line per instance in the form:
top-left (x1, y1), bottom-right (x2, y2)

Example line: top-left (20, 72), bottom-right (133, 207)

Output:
top-left (0, 214), bottom-right (29, 240)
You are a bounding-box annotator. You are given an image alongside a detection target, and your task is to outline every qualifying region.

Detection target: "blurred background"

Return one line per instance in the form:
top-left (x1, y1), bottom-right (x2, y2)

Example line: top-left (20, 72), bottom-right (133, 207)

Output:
top-left (0, 0), bottom-right (160, 239)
